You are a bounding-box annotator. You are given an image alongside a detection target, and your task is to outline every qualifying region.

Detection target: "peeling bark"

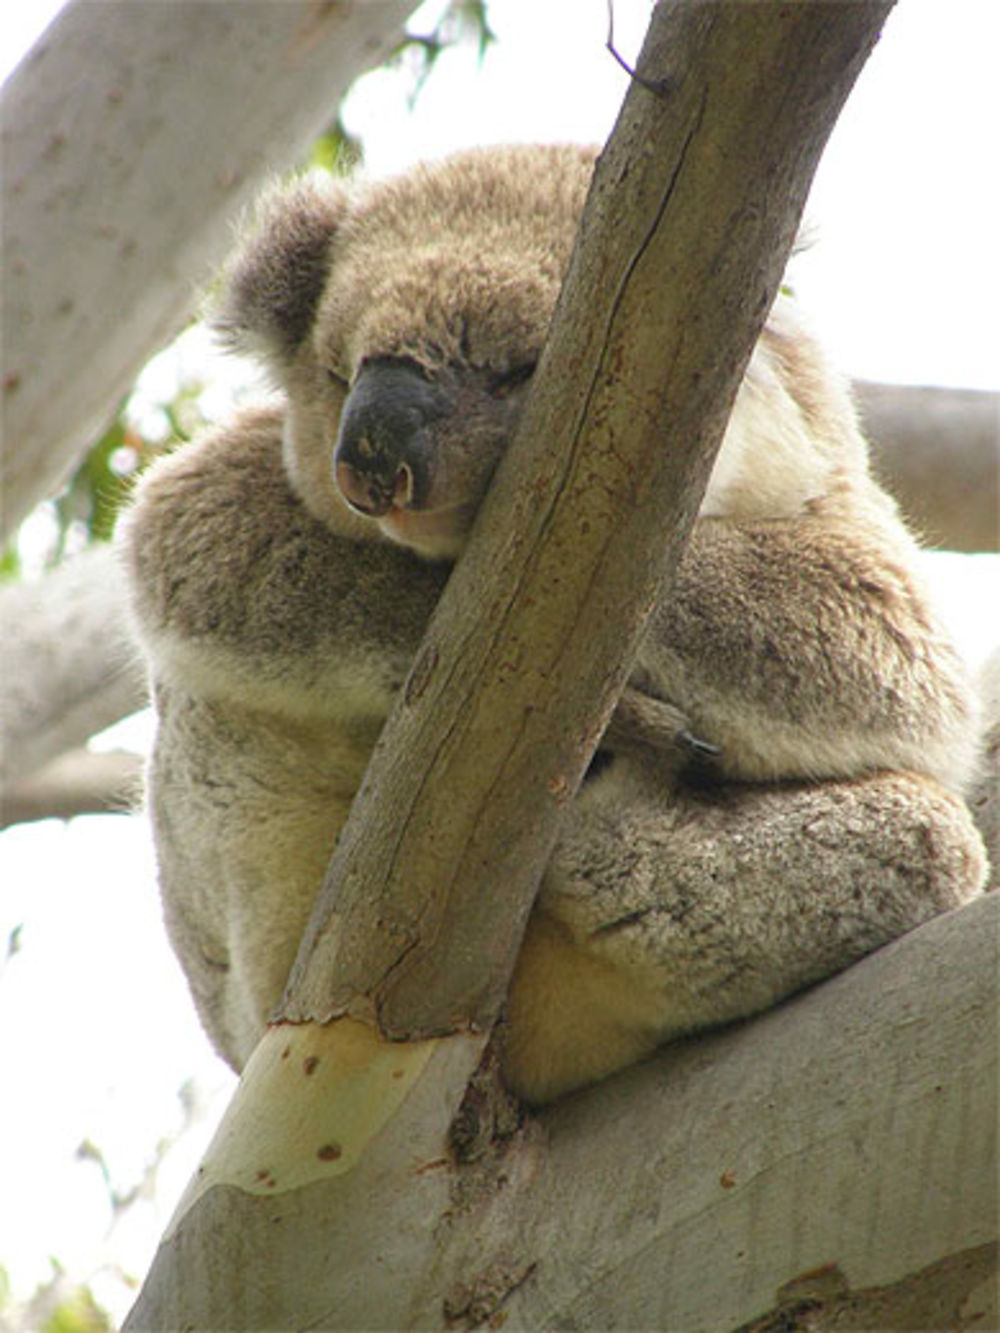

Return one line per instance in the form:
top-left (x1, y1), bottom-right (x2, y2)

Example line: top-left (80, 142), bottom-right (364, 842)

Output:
top-left (739, 1242), bottom-right (997, 1332)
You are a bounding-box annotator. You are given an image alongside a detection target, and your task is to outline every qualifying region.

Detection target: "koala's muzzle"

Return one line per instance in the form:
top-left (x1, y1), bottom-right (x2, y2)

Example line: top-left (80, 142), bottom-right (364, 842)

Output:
top-left (334, 359), bottom-right (452, 518)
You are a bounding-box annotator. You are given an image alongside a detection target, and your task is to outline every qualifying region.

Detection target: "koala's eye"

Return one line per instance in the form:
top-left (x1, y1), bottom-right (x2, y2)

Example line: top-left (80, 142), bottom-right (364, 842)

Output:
top-left (326, 368), bottom-right (351, 392)
top-left (490, 364), bottom-right (536, 399)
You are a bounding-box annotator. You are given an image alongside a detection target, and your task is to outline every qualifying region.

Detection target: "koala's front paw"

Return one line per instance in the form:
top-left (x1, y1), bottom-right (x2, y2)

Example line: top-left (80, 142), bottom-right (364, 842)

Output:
top-left (604, 686), bottom-right (720, 774)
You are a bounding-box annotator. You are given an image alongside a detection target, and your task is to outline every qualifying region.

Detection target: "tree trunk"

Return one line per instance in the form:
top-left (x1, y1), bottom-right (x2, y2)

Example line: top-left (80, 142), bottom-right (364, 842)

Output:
top-left (125, 4), bottom-right (907, 1327)
top-left (0, 0), bottom-right (418, 541)
top-left (127, 894), bottom-right (997, 1330)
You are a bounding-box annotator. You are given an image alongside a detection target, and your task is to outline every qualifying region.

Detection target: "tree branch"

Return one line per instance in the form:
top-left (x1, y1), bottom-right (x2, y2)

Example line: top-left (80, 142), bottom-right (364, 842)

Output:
top-left (131, 887), bottom-right (998, 1329)
top-left (0, 0), bottom-right (419, 540)
top-left (0, 747), bottom-right (142, 828)
top-left (857, 381), bottom-right (999, 551)
top-left (0, 545), bottom-right (146, 788)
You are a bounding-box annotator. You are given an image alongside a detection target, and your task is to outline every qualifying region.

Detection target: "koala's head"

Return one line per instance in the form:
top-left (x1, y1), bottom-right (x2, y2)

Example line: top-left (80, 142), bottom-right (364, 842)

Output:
top-left (215, 144), bottom-right (596, 559)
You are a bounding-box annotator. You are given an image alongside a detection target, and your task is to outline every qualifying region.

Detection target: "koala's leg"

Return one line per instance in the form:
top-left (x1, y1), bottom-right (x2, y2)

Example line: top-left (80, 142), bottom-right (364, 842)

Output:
top-left (501, 759), bottom-right (986, 1104)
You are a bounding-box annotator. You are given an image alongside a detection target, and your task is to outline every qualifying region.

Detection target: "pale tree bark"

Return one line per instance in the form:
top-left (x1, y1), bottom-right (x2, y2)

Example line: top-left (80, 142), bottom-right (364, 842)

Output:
top-left (131, 893), bottom-right (998, 1331)
top-left (124, 5), bottom-right (944, 1329)
top-left (0, 545), bottom-right (145, 791)
top-left (0, 748), bottom-right (143, 828)
top-left (857, 380), bottom-right (999, 551)
top-left (0, 0), bottom-right (419, 540)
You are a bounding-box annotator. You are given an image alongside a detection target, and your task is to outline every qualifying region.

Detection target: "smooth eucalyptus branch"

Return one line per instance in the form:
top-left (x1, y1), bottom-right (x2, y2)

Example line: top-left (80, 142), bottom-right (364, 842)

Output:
top-left (0, 0), bottom-right (417, 540)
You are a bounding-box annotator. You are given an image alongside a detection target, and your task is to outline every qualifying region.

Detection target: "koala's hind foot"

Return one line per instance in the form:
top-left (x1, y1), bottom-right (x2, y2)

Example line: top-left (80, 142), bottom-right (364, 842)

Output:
top-left (501, 765), bottom-right (987, 1104)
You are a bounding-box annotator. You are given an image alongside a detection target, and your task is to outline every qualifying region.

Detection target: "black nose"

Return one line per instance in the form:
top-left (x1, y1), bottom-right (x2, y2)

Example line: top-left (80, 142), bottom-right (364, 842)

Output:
top-left (334, 359), bottom-right (451, 517)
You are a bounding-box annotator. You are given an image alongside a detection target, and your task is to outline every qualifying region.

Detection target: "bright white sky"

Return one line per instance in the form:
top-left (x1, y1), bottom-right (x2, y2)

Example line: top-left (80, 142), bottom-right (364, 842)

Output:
top-left (0, 0), bottom-right (998, 1323)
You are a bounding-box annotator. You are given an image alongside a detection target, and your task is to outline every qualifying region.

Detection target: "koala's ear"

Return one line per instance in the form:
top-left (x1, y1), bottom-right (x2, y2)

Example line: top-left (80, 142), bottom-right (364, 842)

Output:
top-left (212, 176), bottom-right (348, 367)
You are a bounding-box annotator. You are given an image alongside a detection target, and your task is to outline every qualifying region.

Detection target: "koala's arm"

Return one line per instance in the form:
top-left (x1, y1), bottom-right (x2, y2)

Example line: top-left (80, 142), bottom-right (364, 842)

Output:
top-left (123, 406), bottom-right (448, 718)
top-left (121, 409), bottom-right (448, 1068)
top-left (629, 512), bottom-right (978, 794)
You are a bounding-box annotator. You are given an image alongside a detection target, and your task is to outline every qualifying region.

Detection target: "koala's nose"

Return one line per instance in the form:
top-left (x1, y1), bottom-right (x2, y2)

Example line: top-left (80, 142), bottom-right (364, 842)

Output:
top-left (334, 359), bottom-right (451, 517)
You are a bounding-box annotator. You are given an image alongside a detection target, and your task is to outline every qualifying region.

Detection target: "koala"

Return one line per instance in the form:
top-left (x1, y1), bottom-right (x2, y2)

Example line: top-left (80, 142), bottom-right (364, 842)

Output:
top-left (121, 144), bottom-right (987, 1106)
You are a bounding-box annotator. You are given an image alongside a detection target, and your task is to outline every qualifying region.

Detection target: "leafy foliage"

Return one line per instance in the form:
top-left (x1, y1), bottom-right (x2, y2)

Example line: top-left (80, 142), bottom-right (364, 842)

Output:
top-left (41, 1286), bottom-right (113, 1333)
top-left (393, 0), bottom-right (496, 103)
top-left (53, 409), bottom-right (148, 552)
top-left (308, 115), bottom-right (363, 177)
top-left (1, 372), bottom-right (206, 580)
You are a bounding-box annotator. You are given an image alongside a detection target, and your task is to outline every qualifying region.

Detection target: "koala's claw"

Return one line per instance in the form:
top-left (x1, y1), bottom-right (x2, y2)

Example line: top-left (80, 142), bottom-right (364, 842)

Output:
top-left (606, 686), bottom-right (721, 769)
top-left (678, 730), bottom-right (722, 760)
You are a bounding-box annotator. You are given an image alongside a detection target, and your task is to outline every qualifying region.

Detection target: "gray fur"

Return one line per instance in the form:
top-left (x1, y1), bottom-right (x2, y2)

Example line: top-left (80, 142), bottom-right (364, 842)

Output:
top-left (120, 146), bottom-right (986, 1105)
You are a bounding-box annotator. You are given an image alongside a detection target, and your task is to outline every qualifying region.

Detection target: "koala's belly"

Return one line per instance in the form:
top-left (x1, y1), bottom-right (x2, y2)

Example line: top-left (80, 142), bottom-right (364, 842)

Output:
top-left (148, 688), bottom-right (374, 1070)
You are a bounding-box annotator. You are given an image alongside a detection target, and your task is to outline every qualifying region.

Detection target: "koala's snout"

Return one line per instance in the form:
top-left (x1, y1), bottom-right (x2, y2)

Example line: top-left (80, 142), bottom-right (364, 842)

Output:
top-left (334, 359), bottom-right (451, 517)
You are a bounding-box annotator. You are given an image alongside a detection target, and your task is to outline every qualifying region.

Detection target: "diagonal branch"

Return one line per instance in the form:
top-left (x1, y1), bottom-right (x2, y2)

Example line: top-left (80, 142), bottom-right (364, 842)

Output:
top-left (0, 0), bottom-right (418, 540)
top-left (282, 0), bottom-right (896, 1041)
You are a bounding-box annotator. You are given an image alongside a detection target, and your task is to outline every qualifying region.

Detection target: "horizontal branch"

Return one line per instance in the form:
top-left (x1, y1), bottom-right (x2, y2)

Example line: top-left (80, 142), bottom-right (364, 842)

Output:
top-left (0, 545), bottom-right (146, 787)
top-left (857, 381), bottom-right (999, 551)
top-left (449, 894), bottom-right (1000, 1330)
top-left (0, 747), bottom-right (142, 828)
top-left (127, 887), bottom-right (998, 1329)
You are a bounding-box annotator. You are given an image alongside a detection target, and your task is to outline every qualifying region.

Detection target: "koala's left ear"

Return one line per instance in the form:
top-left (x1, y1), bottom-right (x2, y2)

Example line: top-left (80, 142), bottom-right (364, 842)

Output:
top-left (212, 175), bottom-right (348, 368)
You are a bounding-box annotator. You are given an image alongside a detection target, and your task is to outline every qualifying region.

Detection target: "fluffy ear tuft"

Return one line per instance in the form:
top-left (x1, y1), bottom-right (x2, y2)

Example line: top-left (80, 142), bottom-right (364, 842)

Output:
top-left (212, 176), bottom-right (348, 367)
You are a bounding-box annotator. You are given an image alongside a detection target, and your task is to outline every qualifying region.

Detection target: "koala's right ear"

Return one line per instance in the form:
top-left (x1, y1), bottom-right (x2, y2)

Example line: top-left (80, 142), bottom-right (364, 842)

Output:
top-left (212, 176), bottom-right (348, 368)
